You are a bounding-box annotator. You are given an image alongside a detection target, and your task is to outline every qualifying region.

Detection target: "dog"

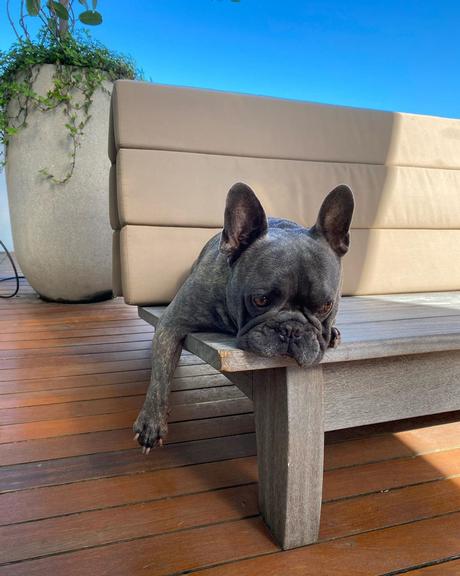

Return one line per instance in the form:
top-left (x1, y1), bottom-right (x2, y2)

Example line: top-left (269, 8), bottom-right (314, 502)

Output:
top-left (134, 182), bottom-right (354, 452)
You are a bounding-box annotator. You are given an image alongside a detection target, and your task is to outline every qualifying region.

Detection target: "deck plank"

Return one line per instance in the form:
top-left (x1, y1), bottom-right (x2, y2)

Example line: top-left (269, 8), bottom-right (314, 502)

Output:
top-left (406, 559), bottom-right (460, 574)
top-left (2, 514), bottom-right (460, 576)
top-left (0, 484), bottom-right (260, 564)
top-left (0, 386), bottom-right (244, 424)
top-left (0, 374), bottom-right (230, 407)
top-left (0, 413), bottom-right (255, 466)
top-left (0, 398), bottom-right (253, 444)
top-left (184, 514), bottom-right (460, 576)
top-left (0, 359), bottom-right (219, 383)
top-left (0, 373), bottom-right (228, 400)
top-left (3, 476), bottom-right (460, 565)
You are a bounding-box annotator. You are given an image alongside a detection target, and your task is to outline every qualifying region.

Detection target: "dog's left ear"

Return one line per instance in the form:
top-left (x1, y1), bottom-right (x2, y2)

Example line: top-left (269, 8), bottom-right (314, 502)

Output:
top-left (311, 185), bottom-right (355, 256)
top-left (220, 182), bottom-right (268, 263)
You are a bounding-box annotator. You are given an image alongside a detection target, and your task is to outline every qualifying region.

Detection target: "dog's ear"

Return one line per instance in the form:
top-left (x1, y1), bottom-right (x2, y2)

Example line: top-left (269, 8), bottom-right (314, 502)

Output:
top-left (220, 182), bottom-right (268, 263)
top-left (311, 185), bottom-right (354, 256)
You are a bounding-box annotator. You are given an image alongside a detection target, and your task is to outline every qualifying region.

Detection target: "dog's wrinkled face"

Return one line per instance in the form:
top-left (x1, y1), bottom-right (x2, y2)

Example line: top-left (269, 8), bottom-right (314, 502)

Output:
top-left (228, 234), bottom-right (341, 365)
top-left (220, 183), bottom-right (354, 367)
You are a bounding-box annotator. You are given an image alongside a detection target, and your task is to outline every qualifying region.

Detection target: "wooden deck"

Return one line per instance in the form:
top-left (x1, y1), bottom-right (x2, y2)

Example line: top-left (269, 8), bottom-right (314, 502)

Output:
top-left (1, 253), bottom-right (460, 575)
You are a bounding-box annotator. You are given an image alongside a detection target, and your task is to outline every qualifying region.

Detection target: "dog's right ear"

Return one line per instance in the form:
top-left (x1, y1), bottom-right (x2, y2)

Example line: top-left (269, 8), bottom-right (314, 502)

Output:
top-left (220, 182), bottom-right (268, 263)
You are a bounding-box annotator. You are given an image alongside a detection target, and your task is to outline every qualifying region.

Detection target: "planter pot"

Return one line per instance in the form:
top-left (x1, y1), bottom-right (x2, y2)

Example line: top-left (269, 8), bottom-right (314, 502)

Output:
top-left (6, 64), bottom-right (113, 302)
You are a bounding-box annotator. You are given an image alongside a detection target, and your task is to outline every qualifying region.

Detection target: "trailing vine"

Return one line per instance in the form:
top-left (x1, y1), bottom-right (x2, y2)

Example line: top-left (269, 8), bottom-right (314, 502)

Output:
top-left (1, 2), bottom-right (137, 183)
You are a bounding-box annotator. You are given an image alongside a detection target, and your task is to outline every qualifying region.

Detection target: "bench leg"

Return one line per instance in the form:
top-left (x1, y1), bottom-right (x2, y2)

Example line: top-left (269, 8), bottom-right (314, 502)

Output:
top-left (253, 365), bottom-right (324, 550)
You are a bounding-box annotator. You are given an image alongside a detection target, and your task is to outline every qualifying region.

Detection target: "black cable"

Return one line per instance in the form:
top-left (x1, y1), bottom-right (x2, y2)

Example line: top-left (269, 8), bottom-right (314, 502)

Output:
top-left (0, 276), bottom-right (24, 282)
top-left (0, 240), bottom-right (23, 298)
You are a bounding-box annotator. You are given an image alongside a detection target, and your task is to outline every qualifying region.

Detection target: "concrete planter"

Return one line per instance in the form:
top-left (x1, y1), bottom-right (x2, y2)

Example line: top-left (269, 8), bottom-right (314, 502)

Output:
top-left (6, 64), bottom-right (113, 302)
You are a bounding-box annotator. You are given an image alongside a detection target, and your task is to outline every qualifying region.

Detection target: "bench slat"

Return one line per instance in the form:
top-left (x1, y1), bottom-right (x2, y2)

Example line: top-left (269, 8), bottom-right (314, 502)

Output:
top-left (139, 292), bottom-right (460, 372)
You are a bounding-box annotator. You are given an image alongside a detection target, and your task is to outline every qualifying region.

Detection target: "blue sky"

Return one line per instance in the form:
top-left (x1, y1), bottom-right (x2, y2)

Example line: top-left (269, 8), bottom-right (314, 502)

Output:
top-left (1, 0), bottom-right (459, 249)
top-left (1, 0), bottom-right (460, 118)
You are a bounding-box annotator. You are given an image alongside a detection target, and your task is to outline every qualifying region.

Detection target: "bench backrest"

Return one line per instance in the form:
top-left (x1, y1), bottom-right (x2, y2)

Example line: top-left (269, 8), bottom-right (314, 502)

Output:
top-left (109, 80), bottom-right (460, 305)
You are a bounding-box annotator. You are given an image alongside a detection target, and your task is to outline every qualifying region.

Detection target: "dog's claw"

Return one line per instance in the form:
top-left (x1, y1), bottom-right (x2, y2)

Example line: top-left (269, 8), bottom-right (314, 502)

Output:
top-left (133, 409), bottom-right (168, 452)
top-left (329, 326), bottom-right (341, 349)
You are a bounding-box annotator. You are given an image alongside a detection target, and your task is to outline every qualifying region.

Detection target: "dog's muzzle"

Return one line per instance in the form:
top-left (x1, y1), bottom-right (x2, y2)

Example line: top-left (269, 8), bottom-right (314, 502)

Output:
top-left (236, 310), bottom-right (326, 366)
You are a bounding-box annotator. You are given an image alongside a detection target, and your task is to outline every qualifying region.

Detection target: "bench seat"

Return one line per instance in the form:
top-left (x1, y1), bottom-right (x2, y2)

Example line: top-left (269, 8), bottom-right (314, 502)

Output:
top-left (140, 291), bottom-right (460, 549)
top-left (140, 292), bottom-right (460, 371)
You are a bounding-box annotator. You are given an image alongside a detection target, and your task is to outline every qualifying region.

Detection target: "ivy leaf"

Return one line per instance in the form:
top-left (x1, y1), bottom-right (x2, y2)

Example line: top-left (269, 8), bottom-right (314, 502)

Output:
top-left (26, 0), bottom-right (41, 16)
top-left (50, 1), bottom-right (69, 20)
top-left (79, 10), bottom-right (102, 25)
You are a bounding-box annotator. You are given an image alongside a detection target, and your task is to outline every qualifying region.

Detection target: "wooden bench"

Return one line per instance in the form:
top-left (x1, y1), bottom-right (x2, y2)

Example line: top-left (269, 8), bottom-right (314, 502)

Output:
top-left (139, 292), bottom-right (460, 549)
top-left (109, 81), bottom-right (460, 550)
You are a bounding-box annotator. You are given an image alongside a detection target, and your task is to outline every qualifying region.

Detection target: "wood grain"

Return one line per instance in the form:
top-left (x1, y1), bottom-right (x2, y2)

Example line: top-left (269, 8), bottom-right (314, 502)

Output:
top-left (0, 397), bottom-right (253, 444)
top-left (0, 457), bottom-right (259, 525)
top-left (253, 366), bottom-right (324, 549)
top-left (0, 413), bottom-right (256, 466)
top-left (405, 559), bottom-right (460, 574)
top-left (0, 517), bottom-right (278, 575)
top-left (185, 513), bottom-right (460, 576)
top-left (140, 291), bottom-right (460, 371)
top-left (0, 434), bottom-right (258, 492)
top-left (0, 484), bottom-right (260, 563)
top-left (320, 476), bottom-right (460, 540)
top-left (4, 420), bottom-right (460, 520)
top-left (323, 350), bottom-right (460, 430)
top-left (0, 385), bottom-right (244, 424)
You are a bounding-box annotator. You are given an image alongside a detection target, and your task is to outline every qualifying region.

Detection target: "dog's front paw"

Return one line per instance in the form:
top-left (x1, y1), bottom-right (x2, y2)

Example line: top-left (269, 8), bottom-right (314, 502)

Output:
top-left (133, 407), bottom-right (168, 454)
top-left (329, 326), bottom-right (341, 349)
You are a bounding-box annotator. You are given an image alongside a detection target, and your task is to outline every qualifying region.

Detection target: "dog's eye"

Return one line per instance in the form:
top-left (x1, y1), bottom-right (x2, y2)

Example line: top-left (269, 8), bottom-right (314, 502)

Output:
top-left (317, 300), bottom-right (333, 316)
top-left (253, 295), bottom-right (270, 307)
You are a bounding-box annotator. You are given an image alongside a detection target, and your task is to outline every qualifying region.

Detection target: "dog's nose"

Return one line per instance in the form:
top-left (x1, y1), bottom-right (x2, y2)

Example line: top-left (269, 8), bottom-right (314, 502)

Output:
top-left (279, 323), bottom-right (303, 341)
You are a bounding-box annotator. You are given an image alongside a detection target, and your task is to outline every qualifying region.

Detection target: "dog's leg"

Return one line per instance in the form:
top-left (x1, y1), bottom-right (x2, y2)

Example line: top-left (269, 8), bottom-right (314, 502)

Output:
top-left (133, 256), bottom-right (231, 453)
top-left (133, 325), bottom-right (184, 452)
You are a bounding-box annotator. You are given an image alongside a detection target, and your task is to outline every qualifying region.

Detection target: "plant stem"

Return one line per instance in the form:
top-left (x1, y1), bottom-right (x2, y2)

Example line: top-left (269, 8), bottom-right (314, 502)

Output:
top-left (6, 0), bottom-right (22, 41)
top-left (59, 0), bottom-right (70, 39)
top-left (68, 0), bottom-right (76, 34)
top-left (19, 0), bottom-right (31, 41)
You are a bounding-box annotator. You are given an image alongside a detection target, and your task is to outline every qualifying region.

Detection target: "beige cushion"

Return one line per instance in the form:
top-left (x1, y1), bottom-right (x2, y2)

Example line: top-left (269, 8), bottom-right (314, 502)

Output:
top-left (346, 229), bottom-right (460, 295)
top-left (109, 81), bottom-right (393, 165)
top-left (389, 112), bottom-right (460, 169)
top-left (119, 225), bottom-right (460, 305)
top-left (109, 81), bottom-right (460, 304)
top-left (110, 81), bottom-right (460, 169)
top-left (120, 226), bottom-right (219, 304)
top-left (114, 148), bottom-right (460, 229)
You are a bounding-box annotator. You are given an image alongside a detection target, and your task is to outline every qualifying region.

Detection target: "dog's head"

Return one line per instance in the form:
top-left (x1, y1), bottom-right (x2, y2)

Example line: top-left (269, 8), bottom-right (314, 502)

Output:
top-left (220, 182), bottom-right (354, 366)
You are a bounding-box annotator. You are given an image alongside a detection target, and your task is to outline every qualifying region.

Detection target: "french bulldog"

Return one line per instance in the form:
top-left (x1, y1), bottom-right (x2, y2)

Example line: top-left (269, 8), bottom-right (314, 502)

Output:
top-left (134, 182), bottom-right (354, 452)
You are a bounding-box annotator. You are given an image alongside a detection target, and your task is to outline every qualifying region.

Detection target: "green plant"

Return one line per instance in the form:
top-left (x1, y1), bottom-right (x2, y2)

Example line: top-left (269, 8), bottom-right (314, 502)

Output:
top-left (8, 1), bottom-right (104, 42)
top-left (1, 1), bottom-right (137, 183)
